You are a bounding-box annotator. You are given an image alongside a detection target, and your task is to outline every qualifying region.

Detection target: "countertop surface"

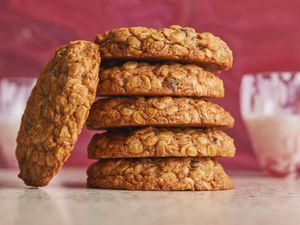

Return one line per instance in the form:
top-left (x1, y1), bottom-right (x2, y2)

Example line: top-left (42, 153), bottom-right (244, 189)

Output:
top-left (1, 169), bottom-right (300, 225)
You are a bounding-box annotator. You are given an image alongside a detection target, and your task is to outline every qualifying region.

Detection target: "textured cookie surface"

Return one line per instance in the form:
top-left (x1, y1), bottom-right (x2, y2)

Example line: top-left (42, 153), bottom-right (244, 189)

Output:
top-left (87, 158), bottom-right (233, 191)
top-left (95, 25), bottom-right (233, 71)
top-left (86, 97), bottom-right (234, 129)
top-left (97, 61), bottom-right (224, 98)
top-left (88, 127), bottom-right (235, 159)
top-left (16, 41), bottom-right (100, 187)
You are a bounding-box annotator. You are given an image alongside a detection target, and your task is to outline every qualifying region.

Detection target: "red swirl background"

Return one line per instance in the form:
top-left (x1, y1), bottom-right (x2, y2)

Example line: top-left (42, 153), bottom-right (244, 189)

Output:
top-left (1, 0), bottom-right (300, 170)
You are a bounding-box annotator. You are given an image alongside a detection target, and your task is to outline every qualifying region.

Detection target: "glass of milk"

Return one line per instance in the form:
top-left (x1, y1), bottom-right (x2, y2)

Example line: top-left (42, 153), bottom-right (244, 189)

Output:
top-left (0, 78), bottom-right (36, 167)
top-left (241, 72), bottom-right (300, 177)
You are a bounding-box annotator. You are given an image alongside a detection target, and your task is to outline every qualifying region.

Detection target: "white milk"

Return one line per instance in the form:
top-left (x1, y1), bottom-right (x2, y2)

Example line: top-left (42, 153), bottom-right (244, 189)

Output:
top-left (0, 116), bottom-right (21, 166)
top-left (241, 72), bottom-right (300, 176)
top-left (244, 114), bottom-right (300, 175)
top-left (0, 78), bottom-right (35, 167)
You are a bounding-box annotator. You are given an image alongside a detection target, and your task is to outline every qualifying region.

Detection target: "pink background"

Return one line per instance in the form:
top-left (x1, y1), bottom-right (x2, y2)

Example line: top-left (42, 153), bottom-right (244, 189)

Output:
top-left (1, 0), bottom-right (300, 170)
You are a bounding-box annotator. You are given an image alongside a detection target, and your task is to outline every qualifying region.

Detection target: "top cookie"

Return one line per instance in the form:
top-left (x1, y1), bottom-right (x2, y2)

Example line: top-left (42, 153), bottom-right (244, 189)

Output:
top-left (95, 25), bottom-right (233, 71)
top-left (16, 40), bottom-right (100, 187)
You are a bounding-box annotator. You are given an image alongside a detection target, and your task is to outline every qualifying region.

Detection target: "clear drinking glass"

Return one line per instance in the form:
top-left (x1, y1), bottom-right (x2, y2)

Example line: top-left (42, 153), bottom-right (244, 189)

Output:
top-left (0, 77), bottom-right (36, 167)
top-left (240, 72), bottom-right (300, 177)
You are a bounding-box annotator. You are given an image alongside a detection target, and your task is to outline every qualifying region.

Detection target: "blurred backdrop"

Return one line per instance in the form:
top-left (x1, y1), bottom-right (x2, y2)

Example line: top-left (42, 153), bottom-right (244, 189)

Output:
top-left (1, 0), bottom-right (300, 170)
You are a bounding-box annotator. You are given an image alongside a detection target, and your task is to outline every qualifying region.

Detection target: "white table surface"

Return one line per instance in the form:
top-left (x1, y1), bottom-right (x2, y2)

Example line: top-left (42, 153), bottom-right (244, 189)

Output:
top-left (1, 168), bottom-right (300, 225)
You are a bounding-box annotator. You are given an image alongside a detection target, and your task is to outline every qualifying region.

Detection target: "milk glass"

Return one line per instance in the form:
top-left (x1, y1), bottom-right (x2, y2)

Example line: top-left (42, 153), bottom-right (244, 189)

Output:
top-left (241, 72), bottom-right (300, 177)
top-left (0, 78), bottom-right (36, 167)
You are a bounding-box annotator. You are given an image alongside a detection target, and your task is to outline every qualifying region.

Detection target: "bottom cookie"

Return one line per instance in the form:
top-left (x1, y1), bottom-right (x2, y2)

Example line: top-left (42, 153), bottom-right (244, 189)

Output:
top-left (87, 158), bottom-right (233, 191)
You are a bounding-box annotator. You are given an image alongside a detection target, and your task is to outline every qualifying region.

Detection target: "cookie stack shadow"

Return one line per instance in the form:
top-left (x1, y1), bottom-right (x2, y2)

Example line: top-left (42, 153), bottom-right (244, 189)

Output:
top-left (86, 25), bottom-right (235, 191)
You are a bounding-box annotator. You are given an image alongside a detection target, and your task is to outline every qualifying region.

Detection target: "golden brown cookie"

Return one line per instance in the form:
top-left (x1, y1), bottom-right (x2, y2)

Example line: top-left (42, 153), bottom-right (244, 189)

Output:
top-left (88, 127), bottom-right (235, 159)
top-left (86, 97), bottom-right (234, 129)
top-left (87, 158), bottom-right (233, 191)
top-left (95, 25), bottom-right (233, 71)
top-left (97, 61), bottom-right (224, 98)
top-left (16, 41), bottom-right (101, 187)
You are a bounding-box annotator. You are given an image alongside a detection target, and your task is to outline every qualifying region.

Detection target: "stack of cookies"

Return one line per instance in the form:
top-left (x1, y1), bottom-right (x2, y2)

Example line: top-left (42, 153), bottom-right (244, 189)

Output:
top-left (86, 25), bottom-right (235, 191)
top-left (15, 25), bottom-right (235, 190)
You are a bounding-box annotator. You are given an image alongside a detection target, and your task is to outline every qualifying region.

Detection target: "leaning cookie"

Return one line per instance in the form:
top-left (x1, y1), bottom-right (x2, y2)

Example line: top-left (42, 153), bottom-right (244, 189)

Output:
top-left (95, 25), bottom-right (233, 71)
top-left (16, 41), bottom-right (100, 187)
top-left (88, 127), bottom-right (235, 159)
top-left (87, 158), bottom-right (233, 191)
top-left (86, 97), bottom-right (234, 129)
top-left (97, 61), bottom-right (224, 98)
